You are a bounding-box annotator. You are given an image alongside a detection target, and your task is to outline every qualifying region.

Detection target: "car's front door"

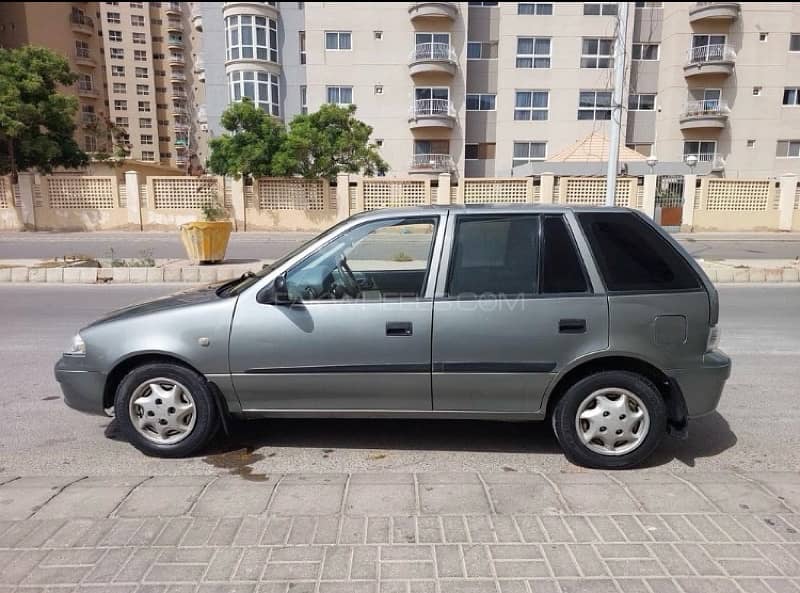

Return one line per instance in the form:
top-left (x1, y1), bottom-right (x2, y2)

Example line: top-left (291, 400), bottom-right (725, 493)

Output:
top-left (431, 213), bottom-right (609, 413)
top-left (229, 215), bottom-right (443, 412)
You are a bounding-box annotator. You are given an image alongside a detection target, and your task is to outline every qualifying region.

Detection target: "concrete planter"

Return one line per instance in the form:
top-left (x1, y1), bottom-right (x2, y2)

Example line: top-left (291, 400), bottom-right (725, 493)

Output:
top-left (179, 220), bottom-right (233, 264)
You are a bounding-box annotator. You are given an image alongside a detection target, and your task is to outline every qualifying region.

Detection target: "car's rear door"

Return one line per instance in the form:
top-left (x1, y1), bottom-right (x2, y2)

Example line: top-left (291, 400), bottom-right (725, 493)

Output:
top-left (431, 212), bottom-right (608, 413)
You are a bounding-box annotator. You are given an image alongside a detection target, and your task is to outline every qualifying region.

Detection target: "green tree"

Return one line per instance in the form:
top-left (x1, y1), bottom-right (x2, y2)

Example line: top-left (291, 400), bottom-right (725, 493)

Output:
top-left (0, 46), bottom-right (88, 180)
top-left (271, 104), bottom-right (388, 179)
top-left (207, 98), bottom-right (286, 179)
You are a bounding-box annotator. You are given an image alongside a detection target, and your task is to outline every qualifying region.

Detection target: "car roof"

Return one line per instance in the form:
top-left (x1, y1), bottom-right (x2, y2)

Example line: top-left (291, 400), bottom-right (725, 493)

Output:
top-left (351, 204), bottom-right (637, 220)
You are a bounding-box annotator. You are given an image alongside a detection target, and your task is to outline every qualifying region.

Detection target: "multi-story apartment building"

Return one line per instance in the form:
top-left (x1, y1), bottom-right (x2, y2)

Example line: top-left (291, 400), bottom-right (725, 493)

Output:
top-left (195, 1), bottom-right (800, 180)
top-left (0, 1), bottom-right (203, 170)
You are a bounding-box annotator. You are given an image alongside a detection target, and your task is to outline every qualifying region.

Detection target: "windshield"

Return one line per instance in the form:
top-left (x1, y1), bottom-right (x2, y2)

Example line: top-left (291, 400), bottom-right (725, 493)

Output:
top-left (220, 218), bottom-right (354, 296)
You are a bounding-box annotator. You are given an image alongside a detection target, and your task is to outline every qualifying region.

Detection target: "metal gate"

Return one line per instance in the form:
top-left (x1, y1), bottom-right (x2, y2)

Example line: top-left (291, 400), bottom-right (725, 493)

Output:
top-left (656, 175), bottom-right (684, 227)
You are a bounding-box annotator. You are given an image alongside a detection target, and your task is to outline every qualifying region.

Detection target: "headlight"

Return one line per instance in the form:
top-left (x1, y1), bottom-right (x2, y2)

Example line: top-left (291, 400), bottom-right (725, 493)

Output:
top-left (65, 334), bottom-right (86, 356)
top-left (706, 325), bottom-right (720, 352)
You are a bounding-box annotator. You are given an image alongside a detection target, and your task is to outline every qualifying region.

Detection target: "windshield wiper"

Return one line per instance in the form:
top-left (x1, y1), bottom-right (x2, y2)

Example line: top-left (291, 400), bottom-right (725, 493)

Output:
top-left (215, 271), bottom-right (256, 296)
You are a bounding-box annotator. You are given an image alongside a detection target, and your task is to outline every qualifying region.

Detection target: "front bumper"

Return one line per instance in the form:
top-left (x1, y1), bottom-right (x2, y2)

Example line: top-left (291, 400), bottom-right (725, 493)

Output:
top-left (54, 357), bottom-right (107, 416)
top-left (669, 350), bottom-right (732, 419)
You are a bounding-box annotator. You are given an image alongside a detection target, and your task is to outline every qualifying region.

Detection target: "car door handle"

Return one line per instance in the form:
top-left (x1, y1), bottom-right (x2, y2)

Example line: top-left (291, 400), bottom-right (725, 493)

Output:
top-left (386, 322), bottom-right (413, 336)
top-left (559, 318), bottom-right (586, 334)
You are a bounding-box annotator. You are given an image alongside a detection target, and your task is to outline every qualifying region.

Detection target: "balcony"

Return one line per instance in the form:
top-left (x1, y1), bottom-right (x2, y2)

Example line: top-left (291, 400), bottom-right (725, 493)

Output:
top-left (167, 19), bottom-right (183, 32)
top-left (171, 88), bottom-right (188, 99)
top-left (167, 36), bottom-right (184, 49)
top-left (408, 2), bottom-right (457, 21)
top-left (409, 153), bottom-right (455, 174)
top-left (679, 100), bottom-right (730, 130)
top-left (76, 84), bottom-right (99, 99)
top-left (74, 50), bottom-right (96, 67)
top-left (689, 2), bottom-right (740, 24)
top-left (191, 6), bottom-right (202, 31)
top-left (408, 98), bottom-right (456, 129)
top-left (69, 13), bottom-right (94, 35)
top-left (223, 1), bottom-right (279, 16)
top-left (173, 123), bottom-right (189, 133)
top-left (168, 54), bottom-right (185, 65)
top-left (684, 44), bottom-right (736, 77)
top-left (688, 153), bottom-right (726, 171)
top-left (171, 105), bottom-right (188, 116)
top-left (80, 113), bottom-right (98, 127)
top-left (169, 71), bottom-right (187, 82)
top-left (174, 139), bottom-right (189, 150)
top-left (165, 2), bottom-right (181, 15)
top-left (409, 43), bottom-right (457, 76)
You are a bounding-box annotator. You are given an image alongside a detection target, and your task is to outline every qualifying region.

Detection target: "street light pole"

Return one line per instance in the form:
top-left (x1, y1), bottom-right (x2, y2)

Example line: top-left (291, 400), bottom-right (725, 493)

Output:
top-left (605, 1), bottom-right (629, 206)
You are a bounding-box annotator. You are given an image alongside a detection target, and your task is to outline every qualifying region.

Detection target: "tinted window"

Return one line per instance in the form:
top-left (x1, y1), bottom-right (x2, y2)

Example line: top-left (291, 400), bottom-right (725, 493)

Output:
top-left (577, 212), bottom-right (701, 292)
top-left (448, 215), bottom-right (539, 297)
top-left (541, 216), bottom-right (589, 293)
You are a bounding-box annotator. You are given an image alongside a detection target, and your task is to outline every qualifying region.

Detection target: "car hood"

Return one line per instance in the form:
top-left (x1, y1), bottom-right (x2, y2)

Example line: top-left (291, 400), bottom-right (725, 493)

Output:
top-left (86, 284), bottom-right (226, 327)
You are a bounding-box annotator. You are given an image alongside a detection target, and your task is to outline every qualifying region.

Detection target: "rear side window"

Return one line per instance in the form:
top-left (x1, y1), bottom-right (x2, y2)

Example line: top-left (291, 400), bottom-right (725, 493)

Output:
top-left (577, 212), bottom-right (701, 292)
top-left (447, 214), bottom-right (539, 297)
top-left (541, 215), bottom-right (589, 293)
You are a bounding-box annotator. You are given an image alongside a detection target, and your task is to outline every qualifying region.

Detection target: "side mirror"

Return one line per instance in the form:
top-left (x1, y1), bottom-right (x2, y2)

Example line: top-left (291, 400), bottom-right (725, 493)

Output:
top-left (258, 272), bottom-right (293, 305)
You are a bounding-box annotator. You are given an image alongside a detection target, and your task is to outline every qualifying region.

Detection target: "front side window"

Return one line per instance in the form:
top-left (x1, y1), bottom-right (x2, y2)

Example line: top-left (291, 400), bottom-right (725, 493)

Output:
top-left (514, 90), bottom-right (549, 120)
top-left (229, 70), bottom-right (280, 116)
top-left (581, 38), bottom-right (614, 68)
top-left (512, 141), bottom-right (547, 167)
top-left (578, 90), bottom-right (612, 120)
top-left (448, 215), bottom-right (540, 298)
top-left (516, 37), bottom-right (551, 68)
top-left (578, 212), bottom-right (701, 292)
top-left (226, 15), bottom-right (279, 62)
top-left (326, 86), bottom-right (353, 105)
top-left (325, 31), bottom-right (352, 51)
top-left (286, 217), bottom-right (437, 301)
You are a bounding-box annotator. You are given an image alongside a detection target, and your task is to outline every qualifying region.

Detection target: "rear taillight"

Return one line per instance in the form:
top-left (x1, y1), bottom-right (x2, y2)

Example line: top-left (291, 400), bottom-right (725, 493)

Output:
top-left (706, 325), bottom-right (720, 352)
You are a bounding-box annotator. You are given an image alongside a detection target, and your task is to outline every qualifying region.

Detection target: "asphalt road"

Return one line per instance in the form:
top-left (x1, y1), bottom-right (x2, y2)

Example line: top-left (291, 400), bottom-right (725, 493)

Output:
top-left (0, 283), bottom-right (798, 476)
top-left (2, 230), bottom-right (800, 261)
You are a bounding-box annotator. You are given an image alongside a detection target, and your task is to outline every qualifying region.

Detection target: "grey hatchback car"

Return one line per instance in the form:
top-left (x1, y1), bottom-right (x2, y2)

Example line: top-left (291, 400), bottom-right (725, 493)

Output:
top-left (55, 206), bottom-right (730, 469)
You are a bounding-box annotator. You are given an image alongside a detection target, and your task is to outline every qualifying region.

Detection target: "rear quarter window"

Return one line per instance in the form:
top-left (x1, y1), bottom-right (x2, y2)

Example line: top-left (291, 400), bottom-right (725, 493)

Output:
top-left (577, 211), bottom-right (701, 292)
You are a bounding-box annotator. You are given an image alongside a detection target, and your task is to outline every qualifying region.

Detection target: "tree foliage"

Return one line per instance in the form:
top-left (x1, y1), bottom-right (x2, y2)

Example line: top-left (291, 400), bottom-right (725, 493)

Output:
top-left (207, 98), bottom-right (286, 179)
top-left (0, 46), bottom-right (88, 179)
top-left (208, 101), bottom-right (388, 180)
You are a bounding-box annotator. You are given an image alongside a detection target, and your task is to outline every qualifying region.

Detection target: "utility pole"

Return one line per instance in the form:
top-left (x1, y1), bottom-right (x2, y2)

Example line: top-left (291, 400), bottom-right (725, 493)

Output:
top-left (605, 1), bottom-right (629, 206)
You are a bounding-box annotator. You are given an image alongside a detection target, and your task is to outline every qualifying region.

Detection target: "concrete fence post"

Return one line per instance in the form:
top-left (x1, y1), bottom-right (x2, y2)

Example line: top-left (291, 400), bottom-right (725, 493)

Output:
top-left (642, 174), bottom-right (657, 220)
top-left (124, 170), bottom-right (142, 230)
top-left (436, 173), bottom-right (451, 205)
top-left (778, 173), bottom-right (798, 231)
top-left (455, 176), bottom-right (465, 204)
top-left (335, 173), bottom-right (350, 221)
top-left (17, 172), bottom-right (36, 230)
top-left (539, 173), bottom-right (554, 204)
top-left (229, 176), bottom-right (246, 232)
top-left (354, 176), bottom-right (365, 213)
top-left (681, 174), bottom-right (697, 230)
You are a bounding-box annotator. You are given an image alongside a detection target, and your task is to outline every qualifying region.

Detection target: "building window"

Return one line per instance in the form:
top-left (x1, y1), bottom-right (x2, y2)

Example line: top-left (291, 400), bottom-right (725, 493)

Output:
top-left (326, 85), bottom-right (353, 105)
top-left (635, 2), bottom-right (663, 7)
top-left (77, 74), bottom-right (93, 92)
top-left (75, 40), bottom-right (90, 58)
top-left (747, 139), bottom-right (756, 148)
top-left (325, 31), bottom-right (352, 51)
top-left (791, 34), bottom-right (800, 52)
top-left (299, 31), bottom-right (306, 64)
top-left (465, 144), bottom-right (479, 160)
top-left (133, 32), bottom-right (146, 44)
top-left (632, 43), bottom-right (659, 60)
top-left (514, 90), bottom-right (549, 120)
top-left (136, 84), bottom-right (150, 96)
top-left (110, 48), bottom-right (124, 59)
top-left (628, 93), bottom-right (656, 110)
top-left (683, 140), bottom-right (718, 162)
top-left (107, 12), bottom-right (121, 24)
top-left (134, 50), bottom-right (147, 61)
top-left (130, 2), bottom-right (144, 8)
top-left (225, 15), bottom-right (279, 62)
top-left (759, 32), bottom-right (768, 42)
top-left (469, 1), bottom-right (498, 5)
top-left (300, 85), bottom-right (307, 114)
top-left (626, 143), bottom-right (653, 157)
top-left (141, 151), bottom-right (155, 161)
top-left (139, 118), bottom-right (152, 128)
top-left (84, 135), bottom-right (97, 152)
top-left (518, 3), bottom-right (552, 15)
top-left (131, 14), bottom-right (144, 26)
top-left (138, 101), bottom-right (151, 112)
top-left (578, 90), bottom-right (612, 120)
top-left (135, 67), bottom-right (148, 78)
top-left (467, 42), bottom-right (498, 60)
top-left (581, 38), bottom-right (614, 68)
top-left (512, 142), bottom-right (547, 167)
top-left (108, 30), bottom-right (122, 42)
top-left (115, 116), bottom-right (128, 126)
top-left (776, 140), bottom-right (800, 157)
top-left (466, 93), bottom-right (496, 111)
top-left (111, 65), bottom-right (125, 77)
top-left (783, 87), bottom-right (800, 106)
top-left (516, 37), bottom-right (551, 68)
top-left (465, 143), bottom-right (496, 160)
top-left (374, 84), bottom-right (383, 95)
top-left (374, 30), bottom-right (383, 40)
top-left (584, 2), bottom-right (617, 15)
top-left (229, 70), bottom-right (280, 116)
top-left (112, 82), bottom-right (126, 93)
top-left (114, 99), bottom-right (128, 111)
top-left (140, 134), bottom-right (153, 145)
top-left (753, 86), bottom-right (762, 96)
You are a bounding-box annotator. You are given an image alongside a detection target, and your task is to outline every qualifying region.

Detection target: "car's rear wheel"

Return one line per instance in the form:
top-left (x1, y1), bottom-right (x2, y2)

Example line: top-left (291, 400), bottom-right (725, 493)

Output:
top-left (115, 362), bottom-right (219, 458)
top-left (551, 370), bottom-right (666, 469)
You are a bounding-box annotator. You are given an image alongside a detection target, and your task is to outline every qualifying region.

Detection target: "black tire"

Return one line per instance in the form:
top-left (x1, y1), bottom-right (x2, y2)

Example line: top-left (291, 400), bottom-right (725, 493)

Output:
top-left (551, 370), bottom-right (667, 469)
top-left (115, 362), bottom-right (220, 458)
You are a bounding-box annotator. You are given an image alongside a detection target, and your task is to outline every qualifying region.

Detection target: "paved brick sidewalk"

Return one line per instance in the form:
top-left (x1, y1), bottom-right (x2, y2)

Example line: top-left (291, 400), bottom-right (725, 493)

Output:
top-left (1, 472), bottom-right (799, 592)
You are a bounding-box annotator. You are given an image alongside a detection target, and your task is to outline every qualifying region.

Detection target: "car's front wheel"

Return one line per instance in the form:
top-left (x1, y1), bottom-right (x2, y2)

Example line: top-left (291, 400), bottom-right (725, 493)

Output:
top-left (552, 370), bottom-right (667, 469)
top-left (115, 362), bottom-right (219, 457)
